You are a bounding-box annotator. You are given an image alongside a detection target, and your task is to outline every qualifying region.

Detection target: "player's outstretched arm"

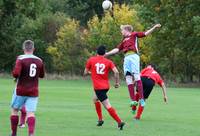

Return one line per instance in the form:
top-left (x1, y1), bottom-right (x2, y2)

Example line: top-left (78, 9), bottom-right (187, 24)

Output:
top-left (161, 82), bottom-right (168, 103)
top-left (105, 48), bottom-right (119, 57)
top-left (112, 67), bottom-right (120, 88)
top-left (145, 24), bottom-right (161, 36)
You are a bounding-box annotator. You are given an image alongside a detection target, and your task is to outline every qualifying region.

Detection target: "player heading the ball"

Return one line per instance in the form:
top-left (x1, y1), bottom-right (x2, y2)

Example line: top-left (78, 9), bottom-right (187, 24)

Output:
top-left (105, 24), bottom-right (161, 116)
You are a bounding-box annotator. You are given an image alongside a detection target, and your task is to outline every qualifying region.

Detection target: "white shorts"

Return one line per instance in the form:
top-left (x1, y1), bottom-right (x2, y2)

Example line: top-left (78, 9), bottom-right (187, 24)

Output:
top-left (123, 54), bottom-right (141, 80)
top-left (11, 90), bottom-right (38, 112)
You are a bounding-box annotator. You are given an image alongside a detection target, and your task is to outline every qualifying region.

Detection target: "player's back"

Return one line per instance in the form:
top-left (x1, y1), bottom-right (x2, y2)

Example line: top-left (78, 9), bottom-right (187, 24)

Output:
top-left (87, 55), bottom-right (115, 90)
top-left (13, 54), bottom-right (45, 97)
top-left (141, 67), bottom-right (163, 86)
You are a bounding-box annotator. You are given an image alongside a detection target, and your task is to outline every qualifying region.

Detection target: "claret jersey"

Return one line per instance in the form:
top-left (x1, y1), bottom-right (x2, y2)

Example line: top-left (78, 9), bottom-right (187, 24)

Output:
top-left (12, 54), bottom-right (45, 97)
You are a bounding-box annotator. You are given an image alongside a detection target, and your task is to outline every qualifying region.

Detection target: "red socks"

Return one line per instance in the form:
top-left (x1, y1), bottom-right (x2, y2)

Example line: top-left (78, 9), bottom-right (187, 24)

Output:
top-left (10, 115), bottom-right (19, 136)
top-left (11, 115), bottom-right (35, 136)
top-left (95, 101), bottom-right (103, 121)
top-left (136, 80), bottom-right (144, 99)
top-left (27, 117), bottom-right (36, 135)
top-left (136, 104), bottom-right (144, 118)
top-left (20, 106), bottom-right (26, 125)
top-left (128, 84), bottom-right (135, 101)
top-left (107, 107), bottom-right (121, 123)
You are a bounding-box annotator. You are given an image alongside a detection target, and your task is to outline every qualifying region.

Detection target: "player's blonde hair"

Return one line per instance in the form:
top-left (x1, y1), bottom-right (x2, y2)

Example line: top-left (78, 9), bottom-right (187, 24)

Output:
top-left (23, 40), bottom-right (34, 51)
top-left (120, 25), bottom-right (133, 32)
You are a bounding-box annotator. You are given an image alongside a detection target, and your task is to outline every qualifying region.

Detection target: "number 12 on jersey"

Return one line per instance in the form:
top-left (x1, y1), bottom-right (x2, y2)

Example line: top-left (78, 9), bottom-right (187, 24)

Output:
top-left (95, 63), bottom-right (105, 74)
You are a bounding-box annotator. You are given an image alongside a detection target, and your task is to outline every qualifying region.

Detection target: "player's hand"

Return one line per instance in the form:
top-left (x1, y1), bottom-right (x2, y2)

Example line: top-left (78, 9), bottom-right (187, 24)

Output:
top-left (114, 83), bottom-right (120, 88)
top-left (164, 96), bottom-right (168, 103)
top-left (154, 24), bottom-right (161, 28)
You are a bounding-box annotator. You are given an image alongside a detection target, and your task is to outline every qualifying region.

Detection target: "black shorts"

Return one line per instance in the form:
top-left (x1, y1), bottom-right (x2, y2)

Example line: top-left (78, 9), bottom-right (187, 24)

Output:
top-left (95, 89), bottom-right (109, 102)
top-left (141, 77), bottom-right (155, 99)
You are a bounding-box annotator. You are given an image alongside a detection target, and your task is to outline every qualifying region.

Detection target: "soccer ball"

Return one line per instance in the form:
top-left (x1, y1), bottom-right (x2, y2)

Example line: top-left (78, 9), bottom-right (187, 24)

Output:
top-left (102, 0), bottom-right (112, 10)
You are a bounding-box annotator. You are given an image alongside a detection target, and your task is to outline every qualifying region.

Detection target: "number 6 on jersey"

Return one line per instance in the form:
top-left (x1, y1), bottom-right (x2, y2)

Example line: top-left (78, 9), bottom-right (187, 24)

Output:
top-left (29, 63), bottom-right (37, 77)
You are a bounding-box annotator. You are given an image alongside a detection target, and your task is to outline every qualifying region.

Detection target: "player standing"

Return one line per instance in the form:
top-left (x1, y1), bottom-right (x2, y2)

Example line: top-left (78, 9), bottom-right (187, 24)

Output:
top-left (105, 24), bottom-right (161, 114)
top-left (10, 40), bottom-right (45, 136)
top-left (134, 64), bottom-right (168, 120)
top-left (84, 45), bottom-right (125, 130)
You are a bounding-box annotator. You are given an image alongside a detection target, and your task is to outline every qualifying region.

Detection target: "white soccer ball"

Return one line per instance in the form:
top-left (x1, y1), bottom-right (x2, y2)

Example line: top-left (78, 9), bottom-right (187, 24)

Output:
top-left (102, 0), bottom-right (112, 10)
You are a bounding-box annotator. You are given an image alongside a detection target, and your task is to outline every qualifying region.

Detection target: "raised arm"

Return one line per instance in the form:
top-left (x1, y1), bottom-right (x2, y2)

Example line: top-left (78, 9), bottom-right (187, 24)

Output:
top-left (145, 24), bottom-right (161, 36)
top-left (112, 67), bottom-right (120, 88)
top-left (105, 48), bottom-right (119, 57)
top-left (161, 82), bottom-right (168, 103)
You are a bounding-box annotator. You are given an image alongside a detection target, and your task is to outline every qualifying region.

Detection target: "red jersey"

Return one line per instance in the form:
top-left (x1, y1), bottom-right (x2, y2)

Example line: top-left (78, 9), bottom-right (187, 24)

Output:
top-left (117, 32), bottom-right (146, 53)
top-left (141, 67), bottom-right (164, 87)
top-left (12, 54), bottom-right (45, 97)
top-left (86, 55), bottom-right (115, 90)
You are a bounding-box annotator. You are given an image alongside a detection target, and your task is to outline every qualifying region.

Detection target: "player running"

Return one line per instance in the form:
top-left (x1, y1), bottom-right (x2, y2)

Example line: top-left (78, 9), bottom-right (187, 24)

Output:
top-left (84, 45), bottom-right (125, 130)
top-left (134, 64), bottom-right (168, 120)
top-left (105, 24), bottom-right (161, 114)
top-left (10, 40), bottom-right (45, 136)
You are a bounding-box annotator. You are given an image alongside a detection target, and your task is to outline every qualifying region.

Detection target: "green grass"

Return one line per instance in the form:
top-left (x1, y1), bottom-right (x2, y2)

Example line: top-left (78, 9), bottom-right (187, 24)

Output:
top-left (0, 78), bottom-right (200, 136)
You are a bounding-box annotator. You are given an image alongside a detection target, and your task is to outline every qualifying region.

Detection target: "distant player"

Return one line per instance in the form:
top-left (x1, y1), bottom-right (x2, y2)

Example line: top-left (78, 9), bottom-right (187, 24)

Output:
top-left (10, 40), bottom-right (45, 136)
top-left (134, 64), bottom-right (168, 120)
top-left (105, 24), bottom-right (161, 114)
top-left (84, 45), bottom-right (125, 130)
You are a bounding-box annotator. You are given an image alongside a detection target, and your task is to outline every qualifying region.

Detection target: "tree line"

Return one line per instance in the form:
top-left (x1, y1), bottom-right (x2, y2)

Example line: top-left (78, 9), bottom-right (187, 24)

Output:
top-left (0, 0), bottom-right (199, 83)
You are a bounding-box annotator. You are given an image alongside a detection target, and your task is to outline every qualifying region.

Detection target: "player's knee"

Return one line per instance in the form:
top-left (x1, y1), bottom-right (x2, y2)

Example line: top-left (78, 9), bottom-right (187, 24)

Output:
top-left (93, 97), bottom-right (98, 103)
top-left (101, 99), bottom-right (111, 109)
top-left (27, 112), bottom-right (35, 118)
top-left (11, 108), bottom-right (19, 115)
top-left (103, 102), bottom-right (111, 109)
top-left (125, 75), bottom-right (133, 85)
top-left (134, 74), bottom-right (141, 81)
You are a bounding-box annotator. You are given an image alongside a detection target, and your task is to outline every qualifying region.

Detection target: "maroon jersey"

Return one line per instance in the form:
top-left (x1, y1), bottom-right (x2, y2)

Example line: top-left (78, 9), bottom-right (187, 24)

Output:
top-left (12, 54), bottom-right (45, 97)
top-left (117, 32), bottom-right (146, 53)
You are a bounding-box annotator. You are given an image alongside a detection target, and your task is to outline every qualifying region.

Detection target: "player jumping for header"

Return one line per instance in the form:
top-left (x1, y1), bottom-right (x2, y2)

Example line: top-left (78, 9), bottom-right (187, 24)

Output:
top-left (105, 24), bottom-right (161, 114)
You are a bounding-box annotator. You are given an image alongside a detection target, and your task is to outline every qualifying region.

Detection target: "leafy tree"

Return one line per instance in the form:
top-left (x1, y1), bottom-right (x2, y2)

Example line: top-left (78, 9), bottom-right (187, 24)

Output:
top-left (47, 18), bottom-right (88, 74)
top-left (15, 13), bottom-right (68, 72)
top-left (0, 0), bottom-right (69, 72)
top-left (134, 0), bottom-right (200, 82)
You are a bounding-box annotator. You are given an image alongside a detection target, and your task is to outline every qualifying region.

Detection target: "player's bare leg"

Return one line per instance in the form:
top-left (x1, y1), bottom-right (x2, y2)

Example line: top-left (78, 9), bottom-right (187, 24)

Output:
top-left (10, 108), bottom-right (19, 136)
top-left (27, 112), bottom-right (36, 136)
top-left (102, 99), bottom-right (125, 130)
top-left (93, 93), bottom-right (103, 126)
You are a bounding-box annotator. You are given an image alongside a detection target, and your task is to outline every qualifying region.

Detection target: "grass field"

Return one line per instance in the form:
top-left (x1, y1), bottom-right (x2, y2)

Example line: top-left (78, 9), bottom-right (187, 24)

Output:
top-left (0, 78), bottom-right (200, 136)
